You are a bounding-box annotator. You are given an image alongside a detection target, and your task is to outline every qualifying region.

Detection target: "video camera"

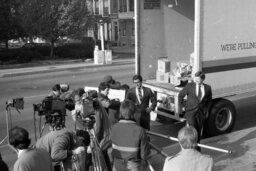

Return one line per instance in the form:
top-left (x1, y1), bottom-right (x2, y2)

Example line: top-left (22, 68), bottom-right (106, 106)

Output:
top-left (74, 92), bottom-right (98, 130)
top-left (33, 96), bottom-right (72, 116)
top-left (6, 98), bottom-right (24, 110)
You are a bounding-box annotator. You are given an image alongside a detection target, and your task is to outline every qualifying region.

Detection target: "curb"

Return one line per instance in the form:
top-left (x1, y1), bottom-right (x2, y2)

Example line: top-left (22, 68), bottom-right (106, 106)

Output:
top-left (0, 59), bottom-right (135, 78)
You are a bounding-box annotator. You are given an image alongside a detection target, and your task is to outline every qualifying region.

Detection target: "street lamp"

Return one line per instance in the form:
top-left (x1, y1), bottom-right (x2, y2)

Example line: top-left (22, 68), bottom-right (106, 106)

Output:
top-left (99, 19), bottom-right (105, 51)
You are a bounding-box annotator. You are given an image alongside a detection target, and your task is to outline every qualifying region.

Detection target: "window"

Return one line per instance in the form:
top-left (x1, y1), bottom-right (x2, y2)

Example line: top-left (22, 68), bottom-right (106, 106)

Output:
top-left (113, 0), bottom-right (118, 13)
top-left (103, 0), bottom-right (109, 15)
top-left (123, 0), bottom-right (127, 12)
top-left (95, 0), bottom-right (99, 14)
top-left (132, 20), bottom-right (135, 36)
top-left (119, 0), bottom-right (127, 12)
top-left (129, 0), bottom-right (134, 11)
top-left (122, 22), bottom-right (126, 36)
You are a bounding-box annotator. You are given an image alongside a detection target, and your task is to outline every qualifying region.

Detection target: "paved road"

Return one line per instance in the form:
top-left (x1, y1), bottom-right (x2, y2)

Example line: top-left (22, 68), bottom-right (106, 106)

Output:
top-left (1, 63), bottom-right (256, 170)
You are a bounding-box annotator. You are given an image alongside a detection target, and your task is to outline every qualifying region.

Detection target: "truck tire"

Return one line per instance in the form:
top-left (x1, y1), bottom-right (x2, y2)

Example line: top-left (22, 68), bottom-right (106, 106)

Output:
top-left (205, 99), bottom-right (236, 137)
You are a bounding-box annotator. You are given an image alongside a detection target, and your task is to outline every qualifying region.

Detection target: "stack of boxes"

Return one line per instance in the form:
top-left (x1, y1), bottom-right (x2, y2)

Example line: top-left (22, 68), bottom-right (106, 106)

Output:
top-left (156, 57), bottom-right (171, 83)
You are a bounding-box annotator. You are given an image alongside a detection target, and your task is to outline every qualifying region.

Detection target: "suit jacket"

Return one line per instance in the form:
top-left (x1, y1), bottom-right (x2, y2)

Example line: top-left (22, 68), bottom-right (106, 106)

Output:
top-left (178, 82), bottom-right (212, 116)
top-left (126, 87), bottom-right (157, 112)
top-left (13, 148), bottom-right (53, 171)
top-left (162, 149), bottom-right (213, 171)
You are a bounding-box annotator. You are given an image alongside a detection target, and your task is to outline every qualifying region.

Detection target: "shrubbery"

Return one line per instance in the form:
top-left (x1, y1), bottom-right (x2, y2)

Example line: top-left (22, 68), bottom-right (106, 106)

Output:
top-left (55, 42), bottom-right (94, 59)
top-left (0, 49), bottom-right (43, 64)
top-left (0, 37), bottom-right (95, 64)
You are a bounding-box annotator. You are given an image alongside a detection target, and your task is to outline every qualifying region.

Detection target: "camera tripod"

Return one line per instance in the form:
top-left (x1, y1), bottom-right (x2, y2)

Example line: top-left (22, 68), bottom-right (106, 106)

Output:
top-left (0, 103), bottom-right (21, 153)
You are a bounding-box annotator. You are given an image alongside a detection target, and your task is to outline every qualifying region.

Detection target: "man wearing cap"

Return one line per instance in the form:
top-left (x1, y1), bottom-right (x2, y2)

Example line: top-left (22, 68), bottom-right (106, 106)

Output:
top-left (178, 71), bottom-right (212, 147)
top-left (126, 74), bottom-right (157, 130)
top-left (9, 126), bottom-right (53, 171)
top-left (103, 75), bottom-right (122, 90)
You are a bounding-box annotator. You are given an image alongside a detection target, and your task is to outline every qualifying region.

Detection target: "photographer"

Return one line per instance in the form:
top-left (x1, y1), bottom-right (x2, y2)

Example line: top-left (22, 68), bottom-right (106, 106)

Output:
top-left (48, 84), bottom-right (71, 100)
top-left (103, 75), bottom-right (122, 90)
top-left (36, 114), bottom-right (90, 171)
top-left (48, 84), bottom-right (62, 98)
top-left (71, 88), bottom-right (87, 131)
top-left (98, 82), bottom-right (121, 126)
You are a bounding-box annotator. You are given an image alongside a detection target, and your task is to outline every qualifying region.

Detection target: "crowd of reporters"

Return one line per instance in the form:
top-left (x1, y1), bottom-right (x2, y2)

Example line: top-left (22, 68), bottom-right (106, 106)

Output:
top-left (2, 73), bottom-right (213, 171)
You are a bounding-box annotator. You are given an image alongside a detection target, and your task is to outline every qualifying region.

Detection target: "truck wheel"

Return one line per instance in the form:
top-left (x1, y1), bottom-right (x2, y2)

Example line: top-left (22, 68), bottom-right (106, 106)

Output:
top-left (205, 99), bottom-right (236, 136)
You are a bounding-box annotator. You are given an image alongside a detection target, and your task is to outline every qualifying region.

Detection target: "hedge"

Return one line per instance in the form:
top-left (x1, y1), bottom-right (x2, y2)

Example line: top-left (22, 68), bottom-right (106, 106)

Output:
top-left (0, 39), bottom-right (95, 64)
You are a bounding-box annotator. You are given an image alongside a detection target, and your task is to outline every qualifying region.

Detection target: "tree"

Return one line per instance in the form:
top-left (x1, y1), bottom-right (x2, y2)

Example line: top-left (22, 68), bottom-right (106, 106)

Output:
top-left (19, 0), bottom-right (92, 57)
top-left (0, 0), bottom-right (24, 48)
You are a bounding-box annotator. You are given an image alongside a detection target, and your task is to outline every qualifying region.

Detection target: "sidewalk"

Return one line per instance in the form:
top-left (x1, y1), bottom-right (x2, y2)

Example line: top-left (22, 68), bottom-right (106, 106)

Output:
top-left (149, 126), bottom-right (256, 171)
top-left (0, 57), bottom-right (135, 78)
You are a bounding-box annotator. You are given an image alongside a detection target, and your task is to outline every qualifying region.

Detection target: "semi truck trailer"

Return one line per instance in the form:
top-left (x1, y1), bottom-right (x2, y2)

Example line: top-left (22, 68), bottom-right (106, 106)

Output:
top-left (135, 0), bottom-right (256, 136)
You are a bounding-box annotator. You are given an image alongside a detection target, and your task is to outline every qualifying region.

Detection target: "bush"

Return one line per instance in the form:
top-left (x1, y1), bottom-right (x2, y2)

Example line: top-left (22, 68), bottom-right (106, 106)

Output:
top-left (0, 49), bottom-right (20, 62)
top-left (15, 50), bottom-right (43, 63)
top-left (37, 46), bottom-right (51, 57)
top-left (55, 41), bottom-right (94, 59)
top-left (0, 38), bottom-right (95, 64)
top-left (0, 48), bottom-right (42, 63)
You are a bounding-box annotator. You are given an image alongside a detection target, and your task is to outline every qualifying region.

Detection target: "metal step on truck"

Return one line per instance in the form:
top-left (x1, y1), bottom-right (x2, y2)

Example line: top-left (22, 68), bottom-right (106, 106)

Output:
top-left (134, 0), bottom-right (256, 136)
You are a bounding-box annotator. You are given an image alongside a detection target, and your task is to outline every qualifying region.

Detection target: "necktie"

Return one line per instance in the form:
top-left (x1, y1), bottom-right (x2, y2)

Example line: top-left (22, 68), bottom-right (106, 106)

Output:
top-left (198, 85), bottom-right (202, 100)
top-left (138, 88), bottom-right (143, 103)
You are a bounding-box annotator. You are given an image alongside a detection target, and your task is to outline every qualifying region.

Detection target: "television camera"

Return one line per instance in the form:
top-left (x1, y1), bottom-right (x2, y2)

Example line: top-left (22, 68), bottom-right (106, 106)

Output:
top-left (6, 98), bottom-right (24, 110)
top-left (33, 96), bottom-right (75, 137)
top-left (74, 97), bottom-right (97, 130)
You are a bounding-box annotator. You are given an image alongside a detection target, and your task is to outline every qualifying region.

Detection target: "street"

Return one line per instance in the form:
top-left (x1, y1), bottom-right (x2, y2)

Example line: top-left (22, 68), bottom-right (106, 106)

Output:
top-left (1, 64), bottom-right (256, 170)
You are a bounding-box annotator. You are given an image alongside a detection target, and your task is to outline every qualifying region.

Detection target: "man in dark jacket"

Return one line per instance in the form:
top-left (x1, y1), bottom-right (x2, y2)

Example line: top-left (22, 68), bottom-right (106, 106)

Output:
top-left (178, 71), bottom-right (212, 143)
top-left (103, 75), bottom-right (122, 89)
top-left (126, 74), bottom-right (157, 130)
top-left (98, 82), bottom-right (121, 126)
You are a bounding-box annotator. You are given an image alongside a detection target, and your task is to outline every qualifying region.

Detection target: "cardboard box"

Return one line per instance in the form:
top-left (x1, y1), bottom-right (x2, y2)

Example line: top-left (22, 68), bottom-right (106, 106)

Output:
top-left (156, 71), bottom-right (170, 83)
top-left (158, 58), bottom-right (171, 73)
top-left (105, 50), bottom-right (112, 64)
top-left (170, 75), bottom-right (181, 86)
top-left (94, 50), bottom-right (105, 64)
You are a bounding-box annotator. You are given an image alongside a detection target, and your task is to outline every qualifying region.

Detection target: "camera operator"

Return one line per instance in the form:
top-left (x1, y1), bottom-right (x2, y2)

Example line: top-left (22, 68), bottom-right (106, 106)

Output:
top-left (103, 75), bottom-right (122, 90)
top-left (36, 114), bottom-right (90, 171)
top-left (98, 82), bottom-right (121, 126)
top-left (9, 126), bottom-right (53, 171)
top-left (71, 88), bottom-right (87, 131)
top-left (48, 84), bottom-right (71, 100)
top-left (48, 84), bottom-right (62, 99)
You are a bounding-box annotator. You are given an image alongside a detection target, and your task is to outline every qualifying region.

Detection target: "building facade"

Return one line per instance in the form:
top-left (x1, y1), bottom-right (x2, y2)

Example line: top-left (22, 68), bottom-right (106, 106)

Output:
top-left (87, 0), bottom-right (135, 47)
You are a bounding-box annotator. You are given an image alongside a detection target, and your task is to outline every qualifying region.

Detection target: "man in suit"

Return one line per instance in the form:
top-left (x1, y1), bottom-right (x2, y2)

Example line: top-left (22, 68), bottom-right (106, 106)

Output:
top-left (162, 126), bottom-right (213, 171)
top-left (178, 71), bottom-right (212, 143)
top-left (9, 126), bottom-right (53, 171)
top-left (126, 74), bottom-right (157, 130)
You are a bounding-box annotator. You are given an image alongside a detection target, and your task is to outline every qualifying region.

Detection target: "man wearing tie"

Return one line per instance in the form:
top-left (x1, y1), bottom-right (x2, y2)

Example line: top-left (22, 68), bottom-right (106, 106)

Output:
top-left (126, 74), bottom-right (157, 130)
top-left (178, 71), bottom-right (212, 144)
